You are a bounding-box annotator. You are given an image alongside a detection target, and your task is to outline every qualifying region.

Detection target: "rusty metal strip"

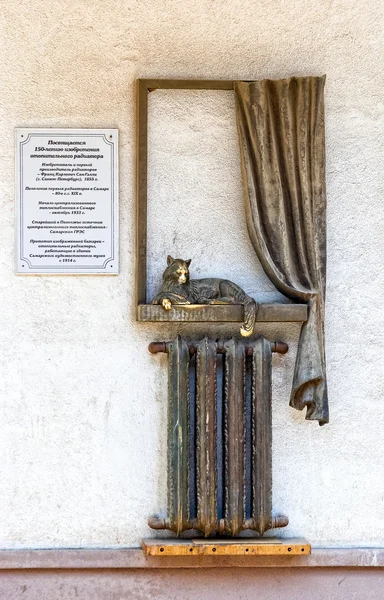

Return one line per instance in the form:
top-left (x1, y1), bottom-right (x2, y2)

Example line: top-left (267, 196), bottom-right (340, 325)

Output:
top-left (139, 78), bottom-right (235, 91)
top-left (167, 336), bottom-right (191, 535)
top-left (223, 338), bottom-right (246, 536)
top-left (251, 336), bottom-right (273, 535)
top-left (195, 337), bottom-right (218, 536)
top-left (136, 79), bottom-right (148, 304)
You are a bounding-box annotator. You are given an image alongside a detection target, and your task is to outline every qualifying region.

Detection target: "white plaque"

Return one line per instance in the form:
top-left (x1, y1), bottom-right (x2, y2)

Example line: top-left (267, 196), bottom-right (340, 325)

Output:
top-left (16, 128), bottom-right (118, 274)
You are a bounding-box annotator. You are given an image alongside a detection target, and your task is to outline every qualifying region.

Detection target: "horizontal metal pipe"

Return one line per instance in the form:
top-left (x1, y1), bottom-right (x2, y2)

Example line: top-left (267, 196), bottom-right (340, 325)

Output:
top-left (148, 514), bottom-right (199, 532)
top-left (149, 514), bottom-right (289, 533)
top-left (148, 341), bottom-right (167, 354)
top-left (243, 514), bottom-right (289, 531)
top-left (148, 341), bottom-right (288, 355)
top-left (270, 342), bottom-right (288, 354)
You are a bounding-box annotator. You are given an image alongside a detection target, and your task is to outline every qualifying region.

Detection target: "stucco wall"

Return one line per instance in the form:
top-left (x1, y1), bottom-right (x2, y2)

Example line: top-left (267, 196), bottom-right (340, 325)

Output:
top-left (0, 0), bottom-right (383, 548)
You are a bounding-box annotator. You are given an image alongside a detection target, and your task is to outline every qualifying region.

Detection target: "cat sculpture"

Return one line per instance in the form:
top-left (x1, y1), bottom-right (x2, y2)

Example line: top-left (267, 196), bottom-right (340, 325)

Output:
top-left (151, 256), bottom-right (258, 337)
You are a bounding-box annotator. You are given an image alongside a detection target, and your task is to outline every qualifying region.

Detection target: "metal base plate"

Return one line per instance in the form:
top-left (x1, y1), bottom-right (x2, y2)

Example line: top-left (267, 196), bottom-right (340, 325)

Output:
top-left (142, 538), bottom-right (311, 556)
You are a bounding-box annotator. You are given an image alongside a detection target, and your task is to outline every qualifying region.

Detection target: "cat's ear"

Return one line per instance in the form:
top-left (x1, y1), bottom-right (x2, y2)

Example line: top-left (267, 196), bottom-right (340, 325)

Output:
top-left (185, 259), bottom-right (191, 267)
top-left (167, 255), bottom-right (174, 266)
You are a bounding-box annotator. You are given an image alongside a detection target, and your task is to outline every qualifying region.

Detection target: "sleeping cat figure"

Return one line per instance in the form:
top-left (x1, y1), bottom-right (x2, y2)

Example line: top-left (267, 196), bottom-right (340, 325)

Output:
top-left (151, 256), bottom-right (258, 337)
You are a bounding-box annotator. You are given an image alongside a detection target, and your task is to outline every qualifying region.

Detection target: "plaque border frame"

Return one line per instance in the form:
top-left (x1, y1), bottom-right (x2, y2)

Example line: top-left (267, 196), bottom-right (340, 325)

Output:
top-left (15, 128), bottom-right (119, 275)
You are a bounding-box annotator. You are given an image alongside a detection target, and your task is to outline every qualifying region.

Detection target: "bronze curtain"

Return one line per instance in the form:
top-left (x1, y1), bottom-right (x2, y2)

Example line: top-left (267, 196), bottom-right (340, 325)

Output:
top-left (235, 76), bottom-right (328, 425)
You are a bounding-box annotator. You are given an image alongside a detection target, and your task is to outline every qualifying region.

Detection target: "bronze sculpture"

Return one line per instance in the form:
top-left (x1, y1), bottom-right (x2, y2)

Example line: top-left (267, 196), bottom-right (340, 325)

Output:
top-left (138, 75), bottom-right (327, 547)
top-left (137, 77), bottom-right (328, 425)
top-left (151, 256), bottom-right (258, 337)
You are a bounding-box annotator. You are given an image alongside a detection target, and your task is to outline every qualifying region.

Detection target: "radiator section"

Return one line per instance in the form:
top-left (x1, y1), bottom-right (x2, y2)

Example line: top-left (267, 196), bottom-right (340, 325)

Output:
top-left (167, 337), bottom-right (191, 535)
top-left (252, 336), bottom-right (272, 535)
top-left (223, 338), bottom-right (246, 536)
top-left (195, 338), bottom-right (218, 536)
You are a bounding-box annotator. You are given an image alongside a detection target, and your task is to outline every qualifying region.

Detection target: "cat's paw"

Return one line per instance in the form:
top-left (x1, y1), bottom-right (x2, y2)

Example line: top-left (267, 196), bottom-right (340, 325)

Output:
top-left (162, 298), bottom-right (172, 311)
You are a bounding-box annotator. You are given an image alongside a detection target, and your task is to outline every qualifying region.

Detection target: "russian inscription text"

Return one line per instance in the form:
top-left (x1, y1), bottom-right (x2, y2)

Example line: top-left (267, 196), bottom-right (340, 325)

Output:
top-left (16, 128), bottom-right (118, 274)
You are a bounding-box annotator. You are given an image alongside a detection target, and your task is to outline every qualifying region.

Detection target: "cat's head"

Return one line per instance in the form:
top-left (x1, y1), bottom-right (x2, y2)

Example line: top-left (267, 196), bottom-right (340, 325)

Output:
top-left (163, 255), bottom-right (191, 285)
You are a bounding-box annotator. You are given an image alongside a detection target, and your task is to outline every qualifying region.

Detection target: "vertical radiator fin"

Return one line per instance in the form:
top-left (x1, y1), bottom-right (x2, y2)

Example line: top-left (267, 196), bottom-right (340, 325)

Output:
top-left (196, 337), bottom-right (218, 536)
top-left (251, 336), bottom-right (273, 535)
top-left (224, 338), bottom-right (246, 536)
top-left (167, 336), bottom-right (190, 535)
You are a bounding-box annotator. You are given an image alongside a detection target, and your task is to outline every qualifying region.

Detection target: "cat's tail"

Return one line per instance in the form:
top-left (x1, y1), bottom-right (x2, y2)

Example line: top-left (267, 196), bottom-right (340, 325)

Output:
top-left (240, 298), bottom-right (258, 337)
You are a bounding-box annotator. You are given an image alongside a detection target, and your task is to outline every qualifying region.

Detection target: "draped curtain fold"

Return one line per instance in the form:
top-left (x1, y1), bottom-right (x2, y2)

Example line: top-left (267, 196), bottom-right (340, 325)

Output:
top-left (235, 76), bottom-right (328, 425)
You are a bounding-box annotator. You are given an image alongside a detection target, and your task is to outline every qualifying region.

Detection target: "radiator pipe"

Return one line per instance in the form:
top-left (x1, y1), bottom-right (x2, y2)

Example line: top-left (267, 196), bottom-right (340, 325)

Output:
top-left (148, 514), bottom-right (289, 533)
top-left (148, 340), bottom-right (288, 355)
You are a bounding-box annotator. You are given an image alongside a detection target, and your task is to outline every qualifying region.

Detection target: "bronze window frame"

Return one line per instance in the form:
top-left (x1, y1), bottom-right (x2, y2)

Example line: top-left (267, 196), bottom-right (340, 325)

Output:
top-left (135, 78), bottom-right (307, 325)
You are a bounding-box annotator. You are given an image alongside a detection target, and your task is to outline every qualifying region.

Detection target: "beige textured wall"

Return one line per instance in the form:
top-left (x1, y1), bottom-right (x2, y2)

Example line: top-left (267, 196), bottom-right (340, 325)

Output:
top-left (0, 0), bottom-right (383, 548)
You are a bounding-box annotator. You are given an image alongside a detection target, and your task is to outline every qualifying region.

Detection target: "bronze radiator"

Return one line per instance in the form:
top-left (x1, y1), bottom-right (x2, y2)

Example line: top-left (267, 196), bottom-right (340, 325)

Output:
top-left (148, 336), bottom-right (289, 537)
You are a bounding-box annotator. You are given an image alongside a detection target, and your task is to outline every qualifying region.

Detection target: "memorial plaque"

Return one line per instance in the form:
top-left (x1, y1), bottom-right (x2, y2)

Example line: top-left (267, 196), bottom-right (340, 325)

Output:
top-left (15, 128), bottom-right (118, 274)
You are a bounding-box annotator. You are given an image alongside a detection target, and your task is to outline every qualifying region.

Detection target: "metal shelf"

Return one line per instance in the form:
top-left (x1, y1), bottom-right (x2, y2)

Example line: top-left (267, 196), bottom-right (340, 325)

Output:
top-left (137, 303), bottom-right (307, 324)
